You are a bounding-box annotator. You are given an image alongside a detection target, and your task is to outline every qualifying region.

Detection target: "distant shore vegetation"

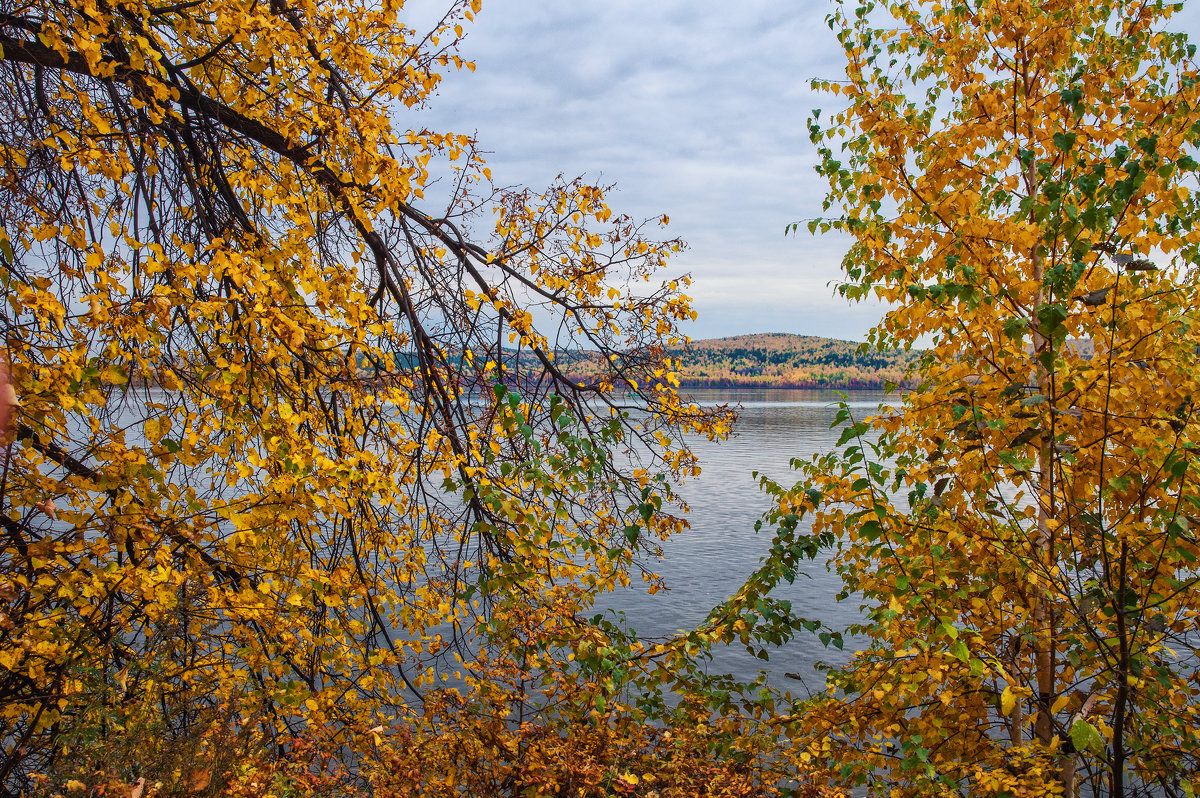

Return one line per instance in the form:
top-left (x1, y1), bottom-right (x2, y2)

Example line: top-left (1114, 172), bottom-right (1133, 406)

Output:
top-left (557, 333), bottom-right (916, 391)
top-left (671, 333), bottom-right (915, 389)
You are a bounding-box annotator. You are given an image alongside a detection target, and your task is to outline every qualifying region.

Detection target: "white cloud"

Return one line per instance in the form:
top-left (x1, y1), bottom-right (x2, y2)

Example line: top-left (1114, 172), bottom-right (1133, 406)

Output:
top-left (402, 0), bottom-right (1200, 342)
top-left (403, 0), bottom-right (861, 339)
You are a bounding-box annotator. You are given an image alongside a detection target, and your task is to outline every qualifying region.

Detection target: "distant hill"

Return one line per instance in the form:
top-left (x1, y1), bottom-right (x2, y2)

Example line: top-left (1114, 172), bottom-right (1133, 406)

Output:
top-left (668, 333), bottom-right (915, 389)
top-left (362, 334), bottom-right (915, 391)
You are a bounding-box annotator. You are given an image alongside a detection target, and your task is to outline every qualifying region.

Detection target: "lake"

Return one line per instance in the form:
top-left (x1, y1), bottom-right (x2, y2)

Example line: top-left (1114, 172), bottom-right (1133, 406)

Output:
top-left (604, 387), bottom-right (893, 695)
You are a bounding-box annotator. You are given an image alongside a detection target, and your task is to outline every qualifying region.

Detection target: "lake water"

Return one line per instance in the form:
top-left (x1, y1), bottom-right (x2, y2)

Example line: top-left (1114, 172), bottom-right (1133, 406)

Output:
top-left (604, 387), bottom-right (892, 695)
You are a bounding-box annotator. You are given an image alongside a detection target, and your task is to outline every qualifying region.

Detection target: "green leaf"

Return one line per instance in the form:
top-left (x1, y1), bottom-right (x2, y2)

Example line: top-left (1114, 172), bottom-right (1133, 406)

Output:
top-left (1053, 132), bottom-right (1077, 152)
top-left (1070, 719), bottom-right (1102, 753)
top-left (861, 519), bottom-right (883, 541)
top-left (1035, 302), bottom-right (1068, 335)
top-left (1108, 475), bottom-right (1132, 491)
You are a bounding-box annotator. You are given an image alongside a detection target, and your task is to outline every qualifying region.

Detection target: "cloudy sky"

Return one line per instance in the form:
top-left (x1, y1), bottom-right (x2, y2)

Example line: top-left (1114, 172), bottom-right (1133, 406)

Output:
top-left (405, 1), bottom-right (1199, 342)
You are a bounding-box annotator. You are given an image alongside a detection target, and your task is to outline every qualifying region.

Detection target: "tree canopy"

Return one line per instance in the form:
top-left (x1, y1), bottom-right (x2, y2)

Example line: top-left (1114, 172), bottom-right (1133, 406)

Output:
top-left (0, 0), bottom-right (754, 793)
top-left (754, 0), bottom-right (1200, 795)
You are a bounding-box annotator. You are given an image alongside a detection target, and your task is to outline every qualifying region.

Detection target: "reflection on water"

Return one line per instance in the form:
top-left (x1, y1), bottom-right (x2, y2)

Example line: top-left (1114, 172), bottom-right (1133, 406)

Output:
top-left (605, 388), bottom-right (893, 693)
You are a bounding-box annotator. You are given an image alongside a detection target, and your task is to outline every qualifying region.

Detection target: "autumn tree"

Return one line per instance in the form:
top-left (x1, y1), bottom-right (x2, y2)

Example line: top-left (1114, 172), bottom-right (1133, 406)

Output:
top-left (734, 1), bottom-right (1200, 796)
top-left (0, 0), bottom-right (742, 793)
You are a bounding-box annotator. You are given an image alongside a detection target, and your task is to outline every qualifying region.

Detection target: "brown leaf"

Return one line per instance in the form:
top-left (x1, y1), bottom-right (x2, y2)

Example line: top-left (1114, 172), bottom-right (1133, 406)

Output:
top-left (1076, 287), bottom-right (1111, 306)
top-left (130, 778), bottom-right (145, 798)
top-left (35, 498), bottom-right (56, 520)
top-left (187, 770), bottom-right (210, 792)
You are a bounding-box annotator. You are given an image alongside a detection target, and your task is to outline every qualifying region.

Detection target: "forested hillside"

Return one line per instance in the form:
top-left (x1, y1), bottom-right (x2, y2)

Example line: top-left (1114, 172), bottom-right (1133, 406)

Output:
top-left (669, 333), bottom-right (915, 388)
top-left (552, 333), bottom-right (913, 390)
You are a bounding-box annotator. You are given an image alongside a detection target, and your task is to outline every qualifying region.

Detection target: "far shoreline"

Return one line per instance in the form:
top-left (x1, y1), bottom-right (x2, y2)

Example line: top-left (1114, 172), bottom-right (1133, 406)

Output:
top-left (674, 377), bottom-right (901, 391)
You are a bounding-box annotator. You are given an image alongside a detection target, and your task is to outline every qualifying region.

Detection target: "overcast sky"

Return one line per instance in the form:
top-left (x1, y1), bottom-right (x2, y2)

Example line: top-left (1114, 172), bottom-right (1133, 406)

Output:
top-left (404, 1), bottom-right (1199, 343)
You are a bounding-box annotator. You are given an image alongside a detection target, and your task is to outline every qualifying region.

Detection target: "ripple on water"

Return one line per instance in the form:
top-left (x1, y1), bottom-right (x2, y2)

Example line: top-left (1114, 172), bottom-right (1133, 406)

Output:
top-left (603, 388), bottom-right (893, 693)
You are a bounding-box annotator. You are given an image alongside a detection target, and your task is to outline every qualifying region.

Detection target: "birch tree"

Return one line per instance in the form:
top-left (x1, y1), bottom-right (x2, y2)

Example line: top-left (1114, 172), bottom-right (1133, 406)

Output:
top-left (758, 1), bottom-right (1200, 795)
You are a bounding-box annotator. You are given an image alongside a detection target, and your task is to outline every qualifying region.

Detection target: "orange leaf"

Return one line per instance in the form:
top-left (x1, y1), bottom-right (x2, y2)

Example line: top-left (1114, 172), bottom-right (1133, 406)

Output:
top-left (187, 770), bottom-right (210, 792)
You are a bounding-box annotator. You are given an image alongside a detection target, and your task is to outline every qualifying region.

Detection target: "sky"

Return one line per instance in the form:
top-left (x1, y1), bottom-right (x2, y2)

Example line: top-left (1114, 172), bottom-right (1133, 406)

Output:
top-left (404, 1), bottom-right (1200, 343)
top-left (401, 0), bottom-right (877, 342)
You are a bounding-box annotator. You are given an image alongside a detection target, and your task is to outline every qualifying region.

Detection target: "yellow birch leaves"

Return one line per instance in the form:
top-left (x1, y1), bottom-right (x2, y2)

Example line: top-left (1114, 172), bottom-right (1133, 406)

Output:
top-left (768, 0), bottom-right (1200, 795)
top-left (0, 0), bottom-right (730, 793)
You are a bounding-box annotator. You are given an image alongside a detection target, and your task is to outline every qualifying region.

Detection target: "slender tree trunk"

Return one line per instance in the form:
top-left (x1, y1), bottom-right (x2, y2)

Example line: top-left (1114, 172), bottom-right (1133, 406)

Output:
top-left (1010, 691), bottom-right (1024, 746)
top-left (1062, 755), bottom-right (1077, 798)
top-left (1027, 165), bottom-right (1057, 750)
top-left (1111, 540), bottom-right (1130, 798)
top-left (1015, 45), bottom-right (1058, 749)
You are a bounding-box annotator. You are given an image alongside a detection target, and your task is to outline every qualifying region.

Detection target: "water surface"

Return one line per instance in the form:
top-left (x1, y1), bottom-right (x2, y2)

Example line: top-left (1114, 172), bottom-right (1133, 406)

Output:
top-left (605, 388), bottom-right (892, 694)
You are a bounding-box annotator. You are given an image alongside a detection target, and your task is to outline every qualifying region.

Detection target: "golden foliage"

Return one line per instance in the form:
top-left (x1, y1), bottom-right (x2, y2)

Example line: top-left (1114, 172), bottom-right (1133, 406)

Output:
top-left (754, 0), bottom-right (1200, 795)
top-left (0, 0), bottom-right (766, 793)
